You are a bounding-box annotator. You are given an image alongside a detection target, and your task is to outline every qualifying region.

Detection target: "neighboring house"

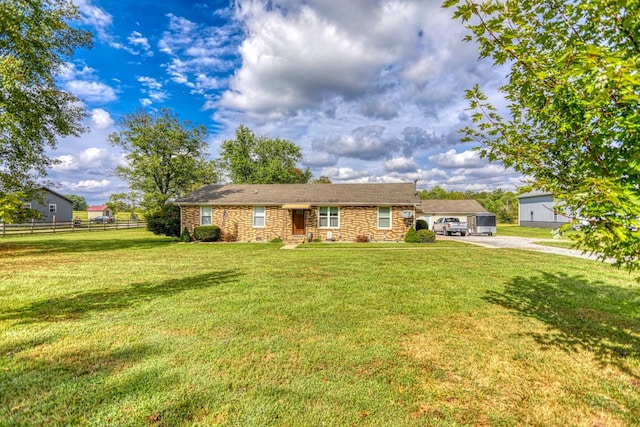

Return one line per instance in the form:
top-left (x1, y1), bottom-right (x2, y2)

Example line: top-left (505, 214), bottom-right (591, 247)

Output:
top-left (24, 187), bottom-right (73, 223)
top-left (417, 199), bottom-right (488, 230)
top-left (517, 190), bottom-right (571, 228)
top-left (87, 205), bottom-right (113, 220)
top-left (174, 183), bottom-right (421, 243)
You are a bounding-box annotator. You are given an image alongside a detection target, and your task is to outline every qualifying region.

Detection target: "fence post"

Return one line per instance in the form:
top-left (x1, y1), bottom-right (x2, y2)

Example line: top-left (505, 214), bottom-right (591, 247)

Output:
top-left (52, 215), bottom-right (56, 233)
top-left (1, 221), bottom-right (4, 237)
top-left (31, 219), bottom-right (35, 234)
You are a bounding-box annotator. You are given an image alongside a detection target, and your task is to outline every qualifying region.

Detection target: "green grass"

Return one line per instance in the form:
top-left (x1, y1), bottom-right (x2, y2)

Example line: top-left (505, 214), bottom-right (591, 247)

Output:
top-left (1, 230), bottom-right (639, 426)
top-left (497, 224), bottom-right (561, 238)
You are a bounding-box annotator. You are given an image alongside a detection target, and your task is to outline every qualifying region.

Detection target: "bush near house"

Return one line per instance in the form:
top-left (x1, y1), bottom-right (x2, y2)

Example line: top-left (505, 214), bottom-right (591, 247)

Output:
top-left (146, 204), bottom-right (181, 237)
top-left (404, 226), bottom-right (420, 243)
top-left (417, 229), bottom-right (436, 243)
top-left (193, 225), bottom-right (221, 242)
top-left (179, 227), bottom-right (191, 242)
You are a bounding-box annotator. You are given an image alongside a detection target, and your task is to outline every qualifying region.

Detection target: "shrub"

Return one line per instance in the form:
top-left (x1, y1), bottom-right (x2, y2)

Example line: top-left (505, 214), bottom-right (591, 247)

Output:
top-left (417, 229), bottom-right (436, 243)
top-left (193, 225), bottom-right (221, 242)
top-left (269, 237), bottom-right (283, 244)
top-left (146, 204), bottom-right (181, 237)
top-left (404, 226), bottom-right (420, 243)
top-left (179, 227), bottom-right (191, 242)
top-left (355, 235), bottom-right (369, 243)
top-left (415, 219), bottom-right (428, 231)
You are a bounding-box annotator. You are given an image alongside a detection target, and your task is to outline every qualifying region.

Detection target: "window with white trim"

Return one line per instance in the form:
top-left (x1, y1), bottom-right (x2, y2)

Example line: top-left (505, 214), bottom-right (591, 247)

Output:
top-left (49, 204), bottom-right (57, 213)
top-left (378, 207), bottom-right (391, 229)
top-left (24, 203), bottom-right (31, 209)
top-left (201, 206), bottom-right (212, 225)
top-left (318, 207), bottom-right (339, 228)
top-left (253, 206), bottom-right (265, 227)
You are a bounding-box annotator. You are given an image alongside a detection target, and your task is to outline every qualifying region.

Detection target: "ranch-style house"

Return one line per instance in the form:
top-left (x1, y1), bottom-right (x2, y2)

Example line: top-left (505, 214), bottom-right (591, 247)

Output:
top-left (174, 183), bottom-right (422, 243)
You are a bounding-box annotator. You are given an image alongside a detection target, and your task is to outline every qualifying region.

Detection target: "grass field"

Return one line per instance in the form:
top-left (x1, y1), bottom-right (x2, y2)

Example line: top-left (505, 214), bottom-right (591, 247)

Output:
top-left (1, 230), bottom-right (638, 426)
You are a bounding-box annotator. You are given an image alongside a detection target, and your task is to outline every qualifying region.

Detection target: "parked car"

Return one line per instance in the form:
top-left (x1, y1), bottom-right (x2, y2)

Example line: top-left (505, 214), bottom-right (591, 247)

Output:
top-left (90, 215), bottom-right (114, 224)
top-left (433, 217), bottom-right (468, 236)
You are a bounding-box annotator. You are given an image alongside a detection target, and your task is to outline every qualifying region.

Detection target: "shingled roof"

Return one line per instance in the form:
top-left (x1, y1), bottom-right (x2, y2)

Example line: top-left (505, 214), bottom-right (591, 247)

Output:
top-left (175, 183), bottom-right (421, 206)
top-left (418, 199), bottom-right (488, 214)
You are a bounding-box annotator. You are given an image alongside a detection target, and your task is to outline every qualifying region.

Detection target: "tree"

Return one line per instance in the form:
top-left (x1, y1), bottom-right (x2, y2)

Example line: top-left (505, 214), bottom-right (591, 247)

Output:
top-left (66, 194), bottom-right (88, 211)
top-left (445, 0), bottom-right (640, 271)
top-left (107, 191), bottom-right (141, 218)
top-left (108, 109), bottom-right (218, 212)
top-left (0, 0), bottom-right (92, 222)
top-left (312, 176), bottom-right (332, 184)
top-left (217, 125), bottom-right (312, 184)
top-left (419, 186), bottom-right (466, 200)
top-left (146, 204), bottom-right (181, 237)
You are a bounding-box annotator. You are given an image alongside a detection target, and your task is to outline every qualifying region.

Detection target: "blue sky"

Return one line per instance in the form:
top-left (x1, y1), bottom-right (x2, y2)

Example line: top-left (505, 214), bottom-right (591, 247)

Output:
top-left (50, 0), bottom-right (522, 205)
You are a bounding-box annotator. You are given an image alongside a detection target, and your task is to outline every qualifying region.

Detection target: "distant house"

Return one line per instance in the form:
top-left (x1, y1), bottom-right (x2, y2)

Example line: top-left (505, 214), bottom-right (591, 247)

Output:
top-left (87, 205), bottom-right (113, 220)
top-left (417, 199), bottom-right (488, 230)
top-left (25, 187), bottom-right (74, 223)
top-left (517, 190), bottom-right (571, 228)
top-left (174, 183), bottom-right (421, 243)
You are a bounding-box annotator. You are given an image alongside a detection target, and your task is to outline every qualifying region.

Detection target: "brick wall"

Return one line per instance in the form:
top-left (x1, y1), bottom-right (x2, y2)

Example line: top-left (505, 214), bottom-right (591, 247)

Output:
top-left (180, 205), bottom-right (415, 242)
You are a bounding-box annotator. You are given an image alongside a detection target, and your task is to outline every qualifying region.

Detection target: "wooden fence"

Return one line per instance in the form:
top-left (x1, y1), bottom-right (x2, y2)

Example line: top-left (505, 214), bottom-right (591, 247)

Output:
top-left (0, 219), bottom-right (147, 237)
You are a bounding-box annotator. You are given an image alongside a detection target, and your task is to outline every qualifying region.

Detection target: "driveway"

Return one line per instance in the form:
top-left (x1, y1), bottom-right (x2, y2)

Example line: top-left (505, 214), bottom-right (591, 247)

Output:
top-left (437, 234), bottom-right (606, 262)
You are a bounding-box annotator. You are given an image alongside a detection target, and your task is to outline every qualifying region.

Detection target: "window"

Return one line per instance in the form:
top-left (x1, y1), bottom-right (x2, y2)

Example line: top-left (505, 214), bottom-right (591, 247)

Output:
top-left (318, 207), bottom-right (339, 228)
top-left (378, 207), bottom-right (391, 229)
top-left (24, 203), bottom-right (31, 209)
top-left (253, 206), bottom-right (265, 227)
top-left (201, 206), bottom-right (212, 225)
top-left (49, 204), bottom-right (57, 213)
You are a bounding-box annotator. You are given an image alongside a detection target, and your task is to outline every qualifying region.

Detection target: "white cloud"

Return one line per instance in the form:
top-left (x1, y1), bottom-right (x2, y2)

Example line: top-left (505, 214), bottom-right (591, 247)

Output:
top-left (385, 157), bottom-right (418, 173)
top-left (429, 149), bottom-right (485, 169)
top-left (74, 0), bottom-right (112, 39)
top-left (128, 31), bottom-right (151, 52)
top-left (137, 76), bottom-right (162, 90)
top-left (51, 148), bottom-right (120, 172)
top-left (137, 76), bottom-right (169, 104)
top-left (59, 62), bottom-right (117, 104)
top-left (58, 62), bottom-right (95, 81)
top-left (318, 167), bottom-right (370, 181)
top-left (221, 3), bottom-right (401, 118)
top-left (64, 80), bottom-right (117, 103)
top-left (312, 126), bottom-right (395, 161)
top-left (90, 109), bottom-right (114, 129)
top-left (61, 179), bottom-right (113, 192)
top-left (158, 11), bottom-right (241, 93)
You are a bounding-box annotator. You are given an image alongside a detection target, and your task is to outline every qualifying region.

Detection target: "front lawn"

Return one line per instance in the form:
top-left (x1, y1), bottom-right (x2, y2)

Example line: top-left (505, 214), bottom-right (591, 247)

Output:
top-left (1, 230), bottom-right (638, 425)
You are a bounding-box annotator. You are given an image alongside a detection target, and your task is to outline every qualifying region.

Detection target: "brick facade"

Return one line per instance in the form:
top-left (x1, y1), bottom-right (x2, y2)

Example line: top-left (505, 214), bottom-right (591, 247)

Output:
top-left (181, 205), bottom-right (416, 242)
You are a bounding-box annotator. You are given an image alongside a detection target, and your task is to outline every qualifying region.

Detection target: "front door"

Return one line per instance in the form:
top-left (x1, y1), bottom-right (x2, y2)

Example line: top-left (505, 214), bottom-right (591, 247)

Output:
top-left (292, 210), bottom-right (306, 235)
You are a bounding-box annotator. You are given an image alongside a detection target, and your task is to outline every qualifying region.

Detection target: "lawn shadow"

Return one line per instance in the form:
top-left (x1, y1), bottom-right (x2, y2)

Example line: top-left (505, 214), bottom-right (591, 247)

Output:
top-left (485, 271), bottom-right (640, 377)
top-left (1, 270), bottom-right (240, 324)
top-left (0, 339), bottom-right (184, 425)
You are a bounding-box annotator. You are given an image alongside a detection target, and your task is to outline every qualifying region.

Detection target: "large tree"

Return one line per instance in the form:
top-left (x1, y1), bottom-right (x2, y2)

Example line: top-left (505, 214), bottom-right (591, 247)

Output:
top-left (217, 125), bottom-right (312, 184)
top-left (65, 194), bottom-right (87, 211)
top-left (106, 191), bottom-right (141, 219)
top-left (0, 0), bottom-right (92, 221)
top-left (445, 0), bottom-right (640, 271)
top-left (109, 109), bottom-right (218, 211)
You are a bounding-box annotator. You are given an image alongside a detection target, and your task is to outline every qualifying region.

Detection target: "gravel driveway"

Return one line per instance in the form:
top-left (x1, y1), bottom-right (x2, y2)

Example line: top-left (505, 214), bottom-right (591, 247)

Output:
top-left (437, 233), bottom-right (606, 262)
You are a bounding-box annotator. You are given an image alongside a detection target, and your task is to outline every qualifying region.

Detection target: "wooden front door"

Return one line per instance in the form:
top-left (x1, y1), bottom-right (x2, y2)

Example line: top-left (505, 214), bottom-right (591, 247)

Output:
top-left (292, 210), bottom-right (306, 235)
